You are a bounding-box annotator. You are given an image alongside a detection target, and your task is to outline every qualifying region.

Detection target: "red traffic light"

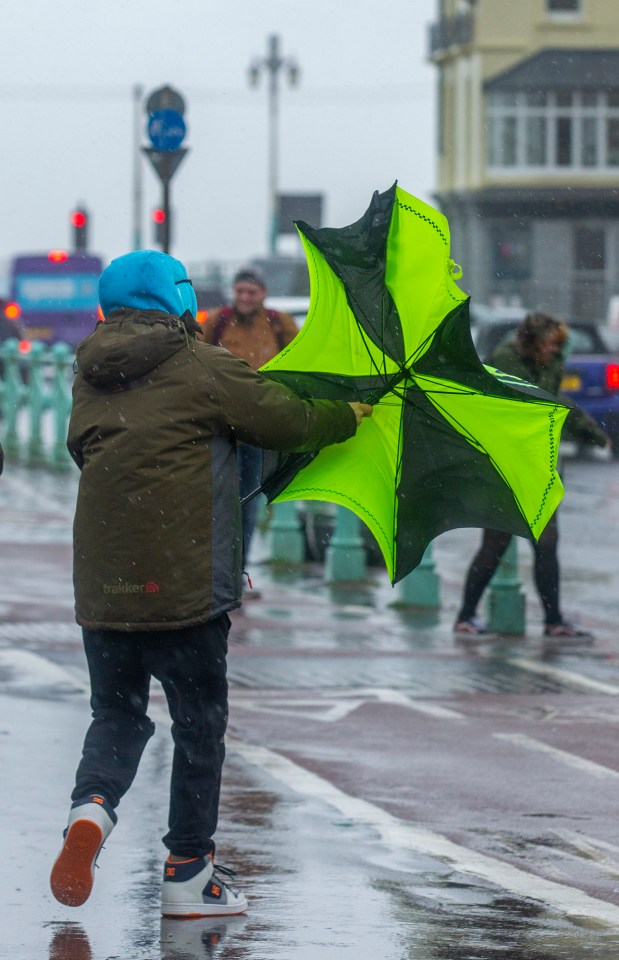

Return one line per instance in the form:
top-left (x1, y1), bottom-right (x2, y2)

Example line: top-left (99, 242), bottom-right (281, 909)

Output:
top-left (71, 210), bottom-right (87, 228)
top-left (4, 302), bottom-right (21, 320)
top-left (152, 208), bottom-right (166, 224)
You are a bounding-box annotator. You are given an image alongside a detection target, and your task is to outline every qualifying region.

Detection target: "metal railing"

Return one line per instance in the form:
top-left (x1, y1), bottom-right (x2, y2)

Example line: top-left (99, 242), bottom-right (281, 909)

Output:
top-left (0, 340), bottom-right (75, 471)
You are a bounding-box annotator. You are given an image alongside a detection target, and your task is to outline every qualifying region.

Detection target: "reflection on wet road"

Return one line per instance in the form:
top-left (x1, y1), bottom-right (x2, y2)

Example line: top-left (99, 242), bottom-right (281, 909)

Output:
top-left (3, 676), bottom-right (619, 959)
top-left (37, 751), bottom-right (619, 959)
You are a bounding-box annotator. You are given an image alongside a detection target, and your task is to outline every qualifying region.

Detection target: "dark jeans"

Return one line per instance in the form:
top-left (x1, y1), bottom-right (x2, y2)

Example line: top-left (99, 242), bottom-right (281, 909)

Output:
top-left (73, 615), bottom-right (230, 858)
top-left (458, 515), bottom-right (561, 626)
top-left (237, 442), bottom-right (263, 565)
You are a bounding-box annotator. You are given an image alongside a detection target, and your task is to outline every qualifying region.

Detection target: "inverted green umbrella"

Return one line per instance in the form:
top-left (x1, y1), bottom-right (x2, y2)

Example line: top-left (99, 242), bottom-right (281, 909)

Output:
top-left (258, 183), bottom-right (568, 584)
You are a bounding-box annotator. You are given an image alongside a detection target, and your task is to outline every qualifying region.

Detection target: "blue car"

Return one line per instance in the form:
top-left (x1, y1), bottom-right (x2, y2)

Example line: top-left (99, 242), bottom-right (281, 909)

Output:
top-left (470, 312), bottom-right (619, 455)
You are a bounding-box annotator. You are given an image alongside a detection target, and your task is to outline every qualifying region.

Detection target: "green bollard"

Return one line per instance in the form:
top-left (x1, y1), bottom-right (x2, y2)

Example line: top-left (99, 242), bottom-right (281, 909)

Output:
top-left (254, 493), bottom-right (269, 534)
top-left (268, 500), bottom-right (305, 565)
top-left (50, 343), bottom-right (74, 472)
top-left (391, 542), bottom-right (440, 609)
top-left (26, 341), bottom-right (47, 467)
top-left (486, 537), bottom-right (526, 635)
top-left (0, 340), bottom-right (26, 461)
top-left (323, 504), bottom-right (367, 583)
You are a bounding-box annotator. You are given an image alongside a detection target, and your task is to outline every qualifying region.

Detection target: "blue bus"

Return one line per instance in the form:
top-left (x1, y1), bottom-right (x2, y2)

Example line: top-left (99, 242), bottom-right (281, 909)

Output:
top-left (7, 251), bottom-right (104, 347)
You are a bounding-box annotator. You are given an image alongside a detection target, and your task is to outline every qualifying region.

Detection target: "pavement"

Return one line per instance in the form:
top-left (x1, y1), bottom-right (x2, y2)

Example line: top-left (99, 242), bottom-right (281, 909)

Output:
top-left (3, 457), bottom-right (619, 958)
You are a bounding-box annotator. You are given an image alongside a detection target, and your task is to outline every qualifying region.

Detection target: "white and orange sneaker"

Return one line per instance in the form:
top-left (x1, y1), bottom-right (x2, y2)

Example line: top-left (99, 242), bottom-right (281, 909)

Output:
top-left (50, 795), bottom-right (117, 906)
top-left (161, 855), bottom-right (248, 917)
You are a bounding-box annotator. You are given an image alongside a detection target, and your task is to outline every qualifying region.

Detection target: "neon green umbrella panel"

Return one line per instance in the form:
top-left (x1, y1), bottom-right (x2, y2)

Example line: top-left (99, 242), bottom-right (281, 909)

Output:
top-left (273, 236), bottom-right (400, 383)
top-left (267, 397), bottom-right (404, 580)
top-left (384, 189), bottom-right (468, 362)
top-left (260, 184), bottom-right (568, 584)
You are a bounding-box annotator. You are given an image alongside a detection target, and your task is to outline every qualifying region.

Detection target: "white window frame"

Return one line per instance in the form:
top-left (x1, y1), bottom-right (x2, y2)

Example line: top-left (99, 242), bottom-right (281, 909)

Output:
top-left (486, 90), bottom-right (619, 176)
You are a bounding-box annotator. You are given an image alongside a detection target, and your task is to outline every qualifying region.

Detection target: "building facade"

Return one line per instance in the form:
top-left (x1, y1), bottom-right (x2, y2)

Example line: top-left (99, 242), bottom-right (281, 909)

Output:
top-left (429, 0), bottom-right (619, 321)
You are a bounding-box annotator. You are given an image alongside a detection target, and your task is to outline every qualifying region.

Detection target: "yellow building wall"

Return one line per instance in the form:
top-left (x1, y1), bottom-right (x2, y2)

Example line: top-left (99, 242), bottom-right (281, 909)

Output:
top-left (434, 0), bottom-right (619, 191)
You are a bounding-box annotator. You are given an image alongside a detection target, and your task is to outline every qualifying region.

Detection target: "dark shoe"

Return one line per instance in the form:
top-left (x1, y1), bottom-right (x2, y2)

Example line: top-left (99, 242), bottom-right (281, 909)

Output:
top-left (544, 621), bottom-right (594, 640)
top-left (453, 617), bottom-right (496, 639)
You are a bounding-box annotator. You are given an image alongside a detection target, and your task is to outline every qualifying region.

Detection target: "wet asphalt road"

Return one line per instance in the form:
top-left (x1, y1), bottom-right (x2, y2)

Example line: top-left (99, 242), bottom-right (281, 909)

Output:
top-left (2, 457), bottom-right (619, 957)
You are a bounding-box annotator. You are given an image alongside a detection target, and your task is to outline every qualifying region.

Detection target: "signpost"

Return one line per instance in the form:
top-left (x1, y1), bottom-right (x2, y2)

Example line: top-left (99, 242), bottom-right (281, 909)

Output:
top-left (143, 85), bottom-right (189, 253)
top-left (277, 193), bottom-right (323, 234)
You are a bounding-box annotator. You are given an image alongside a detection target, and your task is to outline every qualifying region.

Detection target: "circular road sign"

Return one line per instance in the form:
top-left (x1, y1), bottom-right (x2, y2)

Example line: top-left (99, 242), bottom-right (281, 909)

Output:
top-left (146, 85), bottom-right (185, 116)
top-left (147, 109), bottom-right (186, 152)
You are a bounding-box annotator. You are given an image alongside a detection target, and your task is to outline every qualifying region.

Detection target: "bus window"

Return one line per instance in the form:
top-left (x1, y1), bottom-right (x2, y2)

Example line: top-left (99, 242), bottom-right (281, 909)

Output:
top-left (9, 252), bottom-right (104, 347)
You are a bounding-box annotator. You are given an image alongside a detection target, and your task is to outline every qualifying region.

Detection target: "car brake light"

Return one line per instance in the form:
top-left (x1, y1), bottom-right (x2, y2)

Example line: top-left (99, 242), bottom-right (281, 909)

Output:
top-left (196, 310), bottom-right (208, 324)
top-left (18, 339), bottom-right (32, 355)
top-left (48, 249), bottom-right (69, 262)
top-left (606, 363), bottom-right (619, 389)
top-left (97, 305), bottom-right (105, 321)
top-left (4, 302), bottom-right (21, 320)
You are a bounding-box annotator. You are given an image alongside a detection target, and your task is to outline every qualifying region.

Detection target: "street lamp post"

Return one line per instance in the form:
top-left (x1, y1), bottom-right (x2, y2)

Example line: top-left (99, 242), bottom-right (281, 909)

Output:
top-left (248, 35), bottom-right (300, 253)
top-left (132, 83), bottom-right (144, 251)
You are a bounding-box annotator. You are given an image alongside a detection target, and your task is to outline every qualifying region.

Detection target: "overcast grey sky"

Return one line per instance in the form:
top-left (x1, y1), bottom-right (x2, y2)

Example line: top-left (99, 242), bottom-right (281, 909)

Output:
top-left (0, 0), bottom-right (437, 272)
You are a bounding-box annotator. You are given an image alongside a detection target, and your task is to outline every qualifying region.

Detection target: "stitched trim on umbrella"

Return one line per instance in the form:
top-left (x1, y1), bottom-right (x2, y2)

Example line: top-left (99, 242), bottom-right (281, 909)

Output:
top-left (530, 405), bottom-right (561, 533)
top-left (395, 200), bottom-right (463, 306)
top-left (395, 199), bottom-right (448, 246)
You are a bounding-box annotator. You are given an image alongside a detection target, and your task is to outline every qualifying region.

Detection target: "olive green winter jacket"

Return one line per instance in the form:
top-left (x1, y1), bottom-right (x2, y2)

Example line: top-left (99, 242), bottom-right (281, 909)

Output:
top-left (68, 310), bottom-right (356, 631)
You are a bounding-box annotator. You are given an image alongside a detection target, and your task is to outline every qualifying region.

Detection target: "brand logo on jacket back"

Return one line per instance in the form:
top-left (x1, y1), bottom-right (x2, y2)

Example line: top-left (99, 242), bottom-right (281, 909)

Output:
top-left (102, 581), bottom-right (160, 595)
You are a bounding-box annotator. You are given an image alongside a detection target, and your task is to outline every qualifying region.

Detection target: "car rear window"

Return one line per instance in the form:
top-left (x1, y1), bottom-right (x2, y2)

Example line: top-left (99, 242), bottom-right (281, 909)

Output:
top-left (566, 326), bottom-right (607, 355)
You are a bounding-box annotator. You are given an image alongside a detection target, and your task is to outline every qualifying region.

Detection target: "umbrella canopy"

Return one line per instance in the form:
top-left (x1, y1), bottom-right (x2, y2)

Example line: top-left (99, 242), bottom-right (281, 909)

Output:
top-left (259, 184), bottom-right (568, 584)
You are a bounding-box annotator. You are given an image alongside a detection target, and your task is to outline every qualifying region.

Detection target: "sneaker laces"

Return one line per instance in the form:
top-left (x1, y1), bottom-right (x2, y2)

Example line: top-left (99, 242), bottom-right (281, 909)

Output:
top-left (94, 843), bottom-right (107, 868)
top-left (212, 862), bottom-right (237, 881)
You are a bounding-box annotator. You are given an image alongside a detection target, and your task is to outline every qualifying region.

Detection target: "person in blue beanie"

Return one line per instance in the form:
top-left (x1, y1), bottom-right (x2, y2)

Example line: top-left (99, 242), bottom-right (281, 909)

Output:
top-left (50, 250), bottom-right (371, 917)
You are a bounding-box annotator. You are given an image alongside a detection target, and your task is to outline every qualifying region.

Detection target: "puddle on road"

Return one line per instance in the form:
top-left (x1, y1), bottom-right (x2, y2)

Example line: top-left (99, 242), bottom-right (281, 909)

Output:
top-left (376, 880), bottom-right (619, 959)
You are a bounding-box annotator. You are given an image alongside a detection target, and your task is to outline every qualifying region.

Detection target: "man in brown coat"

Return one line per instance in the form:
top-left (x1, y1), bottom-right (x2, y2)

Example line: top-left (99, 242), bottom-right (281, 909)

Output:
top-left (50, 250), bottom-right (371, 918)
top-left (200, 267), bottom-right (300, 586)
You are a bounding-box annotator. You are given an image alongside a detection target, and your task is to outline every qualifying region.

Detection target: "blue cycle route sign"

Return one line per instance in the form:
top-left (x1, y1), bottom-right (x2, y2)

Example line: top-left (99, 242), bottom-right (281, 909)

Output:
top-left (147, 109), bottom-right (186, 152)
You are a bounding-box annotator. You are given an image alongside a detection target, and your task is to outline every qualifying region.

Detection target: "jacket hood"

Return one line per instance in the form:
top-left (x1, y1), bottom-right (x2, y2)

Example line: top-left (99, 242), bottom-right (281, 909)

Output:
top-left (98, 250), bottom-right (197, 318)
top-left (76, 309), bottom-right (188, 388)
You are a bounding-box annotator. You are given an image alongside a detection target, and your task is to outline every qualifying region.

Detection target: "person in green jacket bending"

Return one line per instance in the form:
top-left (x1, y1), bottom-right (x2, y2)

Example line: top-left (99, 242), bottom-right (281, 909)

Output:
top-left (49, 250), bottom-right (371, 918)
top-left (454, 311), bottom-right (609, 641)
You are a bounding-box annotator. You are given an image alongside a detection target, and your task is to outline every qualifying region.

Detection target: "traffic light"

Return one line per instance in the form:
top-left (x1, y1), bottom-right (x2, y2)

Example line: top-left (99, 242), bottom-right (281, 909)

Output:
top-left (152, 207), bottom-right (167, 247)
top-left (71, 207), bottom-right (89, 251)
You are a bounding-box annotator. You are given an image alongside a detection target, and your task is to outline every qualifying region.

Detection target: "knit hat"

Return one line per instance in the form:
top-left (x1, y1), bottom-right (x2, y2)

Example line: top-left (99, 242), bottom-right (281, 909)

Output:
top-left (233, 266), bottom-right (266, 289)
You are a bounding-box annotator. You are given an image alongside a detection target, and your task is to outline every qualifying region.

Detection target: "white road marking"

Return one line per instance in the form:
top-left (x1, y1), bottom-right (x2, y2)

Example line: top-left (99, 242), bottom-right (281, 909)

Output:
top-left (507, 657), bottom-right (619, 696)
top-left (0, 472), bottom-right (75, 521)
top-left (494, 732), bottom-right (619, 780)
top-left (350, 687), bottom-right (465, 720)
top-left (231, 688), bottom-right (465, 722)
top-left (0, 648), bottom-right (86, 693)
top-left (230, 696), bottom-right (364, 723)
top-left (231, 738), bottom-right (619, 925)
top-left (552, 829), bottom-right (619, 876)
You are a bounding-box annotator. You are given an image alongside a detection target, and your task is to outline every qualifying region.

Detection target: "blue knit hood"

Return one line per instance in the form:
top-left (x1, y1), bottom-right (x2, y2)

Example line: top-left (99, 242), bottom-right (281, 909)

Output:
top-left (98, 250), bottom-right (197, 318)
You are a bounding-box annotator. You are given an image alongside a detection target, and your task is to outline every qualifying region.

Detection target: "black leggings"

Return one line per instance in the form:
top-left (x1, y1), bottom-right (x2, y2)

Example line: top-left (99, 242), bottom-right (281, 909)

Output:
top-left (457, 515), bottom-right (561, 626)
